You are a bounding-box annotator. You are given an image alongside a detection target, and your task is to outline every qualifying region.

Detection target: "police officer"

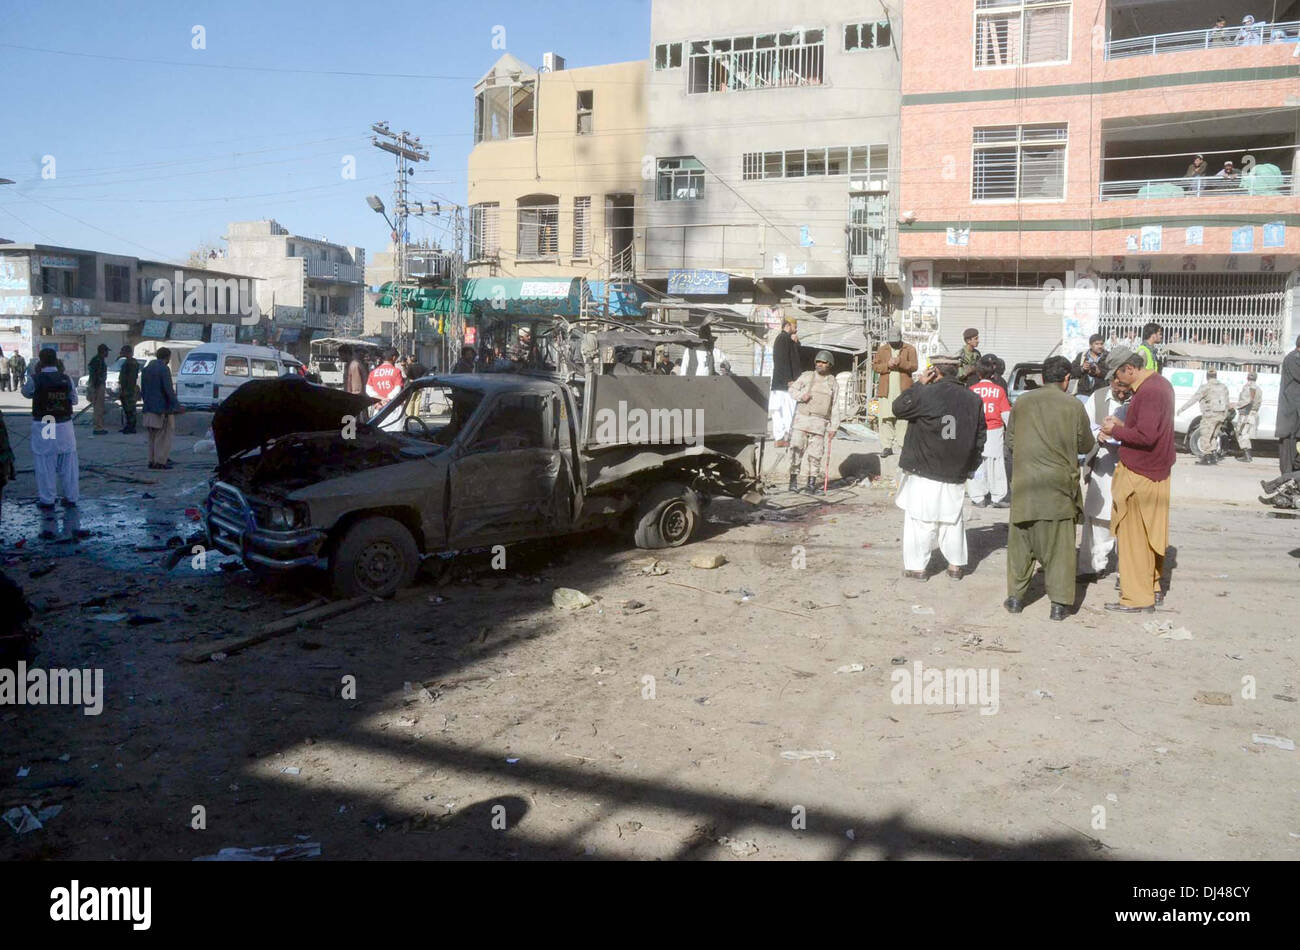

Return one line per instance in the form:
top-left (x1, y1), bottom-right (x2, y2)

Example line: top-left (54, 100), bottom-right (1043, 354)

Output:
top-left (117, 345), bottom-right (141, 434)
top-left (1234, 371), bottom-right (1263, 463)
top-left (788, 350), bottom-right (840, 494)
top-left (1179, 367), bottom-right (1230, 464)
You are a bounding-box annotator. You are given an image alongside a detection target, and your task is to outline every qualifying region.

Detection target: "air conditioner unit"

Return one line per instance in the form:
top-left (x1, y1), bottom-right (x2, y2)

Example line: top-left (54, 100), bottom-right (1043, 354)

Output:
top-left (542, 52), bottom-right (566, 72)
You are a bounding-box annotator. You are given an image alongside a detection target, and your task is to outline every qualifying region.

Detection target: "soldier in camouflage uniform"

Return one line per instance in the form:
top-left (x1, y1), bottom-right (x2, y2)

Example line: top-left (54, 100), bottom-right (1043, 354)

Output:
top-left (1179, 367), bottom-right (1230, 464)
top-left (1234, 371), bottom-right (1263, 463)
top-left (788, 350), bottom-right (841, 494)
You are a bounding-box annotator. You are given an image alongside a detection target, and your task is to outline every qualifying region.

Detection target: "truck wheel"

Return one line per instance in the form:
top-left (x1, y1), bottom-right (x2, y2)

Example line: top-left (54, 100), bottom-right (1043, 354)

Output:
top-left (1186, 419), bottom-right (1217, 461)
top-left (330, 516), bottom-right (419, 598)
top-left (633, 482), bottom-right (700, 549)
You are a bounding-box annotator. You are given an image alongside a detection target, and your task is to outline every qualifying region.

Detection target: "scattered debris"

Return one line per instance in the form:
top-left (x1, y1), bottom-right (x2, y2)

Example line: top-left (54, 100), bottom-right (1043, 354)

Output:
top-left (780, 749), bottom-right (836, 761)
top-left (1144, 620), bottom-right (1193, 640)
top-left (182, 596), bottom-right (370, 663)
top-left (634, 558), bottom-right (668, 576)
top-left (193, 842), bottom-right (321, 861)
top-left (506, 757), bottom-right (520, 765)
top-left (716, 835), bottom-right (759, 857)
top-left (281, 766), bottom-right (301, 775)
top-left (690, 553), bottom-right (728, 570)
top-left (1033, 688), bottom-right (1054, 700)
top-left (890, 656), bottom-right (907, 666)
top-left (835, 663), bottom-right (865, 674)
top-left (1194, 691), bottom-right (1233, 706)
top-left (28, 564), bottom-right (56, 579)
top-left (910, 604), bottom-right (935, 615)
top-left (1106, 793), bottom-right (1118, 803)
top-left (552, 588), bottom-right (594, 610)
top-left (1251, 734), bottom-right (1295, 752)
top-left (1273, 694), bottom-right (1297, 703)
top-left (845, 829), bottom-right (855, 841)
top-left (3, 804), bottom-right (60, 835)
top-left (16, 766), bottom-right (29, 778)
top-left (727, 587), bottom-right (756, 602)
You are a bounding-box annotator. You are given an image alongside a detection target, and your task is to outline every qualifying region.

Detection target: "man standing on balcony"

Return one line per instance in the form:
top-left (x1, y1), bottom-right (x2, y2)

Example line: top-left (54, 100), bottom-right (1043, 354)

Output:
top-left (1209, 16), bottom-right (1230, 47)
top-left (872, 324), bottom-right (917, 458)
top-left (769, 317), bottom-right (800, 447)
top-left (1184, 154), bottom-right (1207, 177)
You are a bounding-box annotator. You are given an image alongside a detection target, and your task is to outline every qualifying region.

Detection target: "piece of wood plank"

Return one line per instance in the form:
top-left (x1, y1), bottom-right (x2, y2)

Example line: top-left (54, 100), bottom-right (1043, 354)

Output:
top-left (181, 596), bottom-right (369, 663)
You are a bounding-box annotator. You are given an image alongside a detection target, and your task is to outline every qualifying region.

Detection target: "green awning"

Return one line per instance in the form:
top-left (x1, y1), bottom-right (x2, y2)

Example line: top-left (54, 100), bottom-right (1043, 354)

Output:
top-left (376, 284), bottom-right (474, 315)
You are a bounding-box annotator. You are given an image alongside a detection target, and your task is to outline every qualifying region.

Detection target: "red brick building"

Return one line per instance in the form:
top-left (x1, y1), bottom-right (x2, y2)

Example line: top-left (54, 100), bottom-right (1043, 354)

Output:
top-left (898, 0), bottom-right (1299, 367)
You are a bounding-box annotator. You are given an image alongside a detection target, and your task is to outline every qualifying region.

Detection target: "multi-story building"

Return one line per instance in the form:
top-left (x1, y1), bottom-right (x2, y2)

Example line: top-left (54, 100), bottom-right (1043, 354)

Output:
top-left (467, 52), bottom-right (647, 284)
top-left (0, 243), bottom-right (259, 376)
top-left (898, 0), bottom-right (1300, 367)
top-left (642, 0), bottom-right (904, 329)
top-left (222, 219), bottom-right (365, 354)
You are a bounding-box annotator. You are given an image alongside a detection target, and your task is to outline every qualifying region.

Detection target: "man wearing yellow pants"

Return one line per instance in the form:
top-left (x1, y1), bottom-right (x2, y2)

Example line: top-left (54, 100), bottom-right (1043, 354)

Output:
top-left (1099, 347), bottom-right (1176, 612)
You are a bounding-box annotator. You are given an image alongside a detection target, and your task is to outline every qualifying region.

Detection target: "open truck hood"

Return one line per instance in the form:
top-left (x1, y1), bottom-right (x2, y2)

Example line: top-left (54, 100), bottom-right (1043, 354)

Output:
top-left (212, 378), bottom-right (375, 463)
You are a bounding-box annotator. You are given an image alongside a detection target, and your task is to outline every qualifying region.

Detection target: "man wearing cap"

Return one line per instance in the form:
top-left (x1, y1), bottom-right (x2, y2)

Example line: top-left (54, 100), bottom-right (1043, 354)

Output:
top-left (507, 326), bottom-right (534, 369)
top-left (892, 359), bottom-right (985, 580)
top-left (871, 325), bottom-right (918, 458)
top-left (1004, 356), bottom-right (1093, 621)
top-left (787, 351), bottom-right (840, 494)
top-left (1101, 348), bottom-right (1177, 613)
top-left (1234, 372), bottom-right (1263, 463)
top-left (769, 317), bottom-right (801, 447)
top-left (1178, 367), bottom-right (1230, 464)
top-left (958, 328), bottom-right (982, 383)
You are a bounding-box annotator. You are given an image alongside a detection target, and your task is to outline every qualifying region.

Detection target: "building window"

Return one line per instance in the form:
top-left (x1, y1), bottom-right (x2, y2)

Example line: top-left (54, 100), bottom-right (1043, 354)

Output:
top-left (741, 145), bottom-right (889, 181)
top-left (975, 0), bottom-right (1071, 68)
top-left (687, 28), bottom-right (824, 94)
top-left (844, 20), bottom-right (892, 51)
top-left (972, 124), bottom-right (1067, 200)
top-left (517, 195), bottom-right (560, 259)
top-left (474, 83), bottom-right (535, 143)
top-left (576, 90), bottom-right (593, 135)
top-left (654, 42), bottom-right (683, 69)
top-left (656, 157), bottom-right (705, 200)
top-left (572, 196), bottom-right (591, 259)
top-left (470, 202), bottom-right (500, 260)
top-left (41, 267), bottom-right (75, 296)
top-left (104, 264), bottom-right (130, 303)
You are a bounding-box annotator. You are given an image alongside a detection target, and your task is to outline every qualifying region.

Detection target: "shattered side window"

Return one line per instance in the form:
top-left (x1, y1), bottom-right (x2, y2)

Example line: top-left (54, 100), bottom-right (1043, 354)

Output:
top-left (466, 394), bottom-right (547, 454)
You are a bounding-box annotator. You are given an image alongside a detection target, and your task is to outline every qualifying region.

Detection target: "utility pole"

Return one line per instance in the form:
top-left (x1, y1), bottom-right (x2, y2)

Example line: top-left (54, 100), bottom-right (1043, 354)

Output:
top-left (370, 122), bottom-right (428, 356)
top-left (451, 204), bottom-right (465, 372)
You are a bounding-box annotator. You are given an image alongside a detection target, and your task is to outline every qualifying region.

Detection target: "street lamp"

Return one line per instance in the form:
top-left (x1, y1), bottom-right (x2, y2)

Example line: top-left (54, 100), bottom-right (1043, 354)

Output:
top-left (367, 194), bottom-right (406, 351)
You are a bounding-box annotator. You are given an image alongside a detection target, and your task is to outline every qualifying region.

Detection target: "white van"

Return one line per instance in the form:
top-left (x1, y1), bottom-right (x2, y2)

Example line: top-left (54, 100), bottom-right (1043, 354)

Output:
top-left (1161, 345), bottom-right (1282, 452)
top-left (177, 343), bottom-right (300, 409)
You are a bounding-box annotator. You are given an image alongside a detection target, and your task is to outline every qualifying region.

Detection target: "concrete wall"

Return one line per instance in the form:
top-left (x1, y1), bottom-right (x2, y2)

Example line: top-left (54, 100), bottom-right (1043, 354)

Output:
top-left (644, 0), bottom-right (903, 281)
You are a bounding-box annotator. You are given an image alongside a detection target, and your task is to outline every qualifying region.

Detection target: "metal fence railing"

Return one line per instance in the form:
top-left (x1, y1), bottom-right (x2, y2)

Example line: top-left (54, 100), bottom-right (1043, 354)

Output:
top-left (1100, 174), bottom-right (1295, 201)
top-left (1106, 20), bottom-right (1300, 59)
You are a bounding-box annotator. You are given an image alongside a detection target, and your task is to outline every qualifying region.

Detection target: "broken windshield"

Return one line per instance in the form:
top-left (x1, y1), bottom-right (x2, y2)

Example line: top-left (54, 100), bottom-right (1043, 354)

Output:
top-left (371, 382), bottom-right (483, 446)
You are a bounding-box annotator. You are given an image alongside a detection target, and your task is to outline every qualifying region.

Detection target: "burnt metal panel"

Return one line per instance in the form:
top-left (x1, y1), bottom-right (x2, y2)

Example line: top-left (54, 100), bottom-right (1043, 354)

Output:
top-left (584, 374), bottom-right (770, 448)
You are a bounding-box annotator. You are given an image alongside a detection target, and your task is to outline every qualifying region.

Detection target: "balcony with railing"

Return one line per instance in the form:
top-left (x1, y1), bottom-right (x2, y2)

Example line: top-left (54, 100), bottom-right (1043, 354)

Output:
top-left (1106, 18), bottom-right (1300, 59)
top-left (303, 258), bottom-right (363, 283)
top-left (1099, 109), bottom-right (1298, 204)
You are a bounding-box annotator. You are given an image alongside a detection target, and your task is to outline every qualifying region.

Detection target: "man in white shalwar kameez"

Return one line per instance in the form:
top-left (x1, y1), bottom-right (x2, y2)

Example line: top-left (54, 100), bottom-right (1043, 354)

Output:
top-left (892, 360), bottom-right (987, 580)
top-left (1077, 375), bottom-right (1130, 579)
top-left (21, 348), bottom-right (80, 509)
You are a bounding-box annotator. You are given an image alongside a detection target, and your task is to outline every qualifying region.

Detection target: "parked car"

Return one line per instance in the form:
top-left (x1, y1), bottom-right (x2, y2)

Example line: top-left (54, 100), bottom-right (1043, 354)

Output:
top-left (204, 327), bottom-right (769, 597)
top-left (176, 343), bottom-right (302, 409)
top-left (78, 357), bottom-right (128, 398)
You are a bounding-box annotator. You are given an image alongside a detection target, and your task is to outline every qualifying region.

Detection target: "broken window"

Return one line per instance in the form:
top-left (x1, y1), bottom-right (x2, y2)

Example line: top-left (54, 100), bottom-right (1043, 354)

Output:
top-left (844, 20), bottom-right (892, 51)
top-left (470, 202), bottom-right (500, 260)
top-left (576, 90), bottom-right (593, 134)
top-left (686, 27), bottom-right (824, 94)
top-left (973, 123), bottom-right (1067, 200)
top-left (654, 42), bottom-right (683, 69)
top-left (103, 264), bottom-right (130, 303)
top-left (468, 394), bottom-right (548, 453)
top-left (474, 83), bottom-right (534, 142)
top-left (656, 157), bottom-right (704, 200)
top-left (975, 0), bottom-right (1071, 68)
top-left (517, 195), bottom-right (560, 259)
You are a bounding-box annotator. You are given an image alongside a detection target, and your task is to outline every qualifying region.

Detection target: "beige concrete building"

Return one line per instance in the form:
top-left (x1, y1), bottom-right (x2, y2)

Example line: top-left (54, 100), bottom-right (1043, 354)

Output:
top-left (467, 53), bottom-right (647, 280)
top-left (222, 219), bottom-right (366, 351)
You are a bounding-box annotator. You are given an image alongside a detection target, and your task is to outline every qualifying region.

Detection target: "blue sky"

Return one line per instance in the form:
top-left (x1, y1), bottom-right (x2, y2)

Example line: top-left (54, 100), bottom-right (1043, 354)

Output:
top-left (0, 0), bottom-right (650, 261)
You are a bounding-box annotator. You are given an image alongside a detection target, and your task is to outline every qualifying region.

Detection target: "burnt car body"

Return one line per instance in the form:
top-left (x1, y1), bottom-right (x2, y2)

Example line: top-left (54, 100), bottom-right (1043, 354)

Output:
top-left (204, 333), bottom-right (769, 597)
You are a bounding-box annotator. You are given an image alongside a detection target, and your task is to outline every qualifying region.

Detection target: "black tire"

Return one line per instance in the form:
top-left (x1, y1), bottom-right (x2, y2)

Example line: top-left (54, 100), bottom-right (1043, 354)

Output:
top-left (1186, 419), bottom-right (1218, 461)
top-left (632, 481), bottom-right (700, 549)
top-left (329, 516), bottom-right (419, 598)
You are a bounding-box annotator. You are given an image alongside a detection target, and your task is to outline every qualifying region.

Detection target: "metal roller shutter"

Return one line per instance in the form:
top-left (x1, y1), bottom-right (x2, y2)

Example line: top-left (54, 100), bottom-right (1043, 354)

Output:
top-left (939, 288), bottom-right (1064, 368)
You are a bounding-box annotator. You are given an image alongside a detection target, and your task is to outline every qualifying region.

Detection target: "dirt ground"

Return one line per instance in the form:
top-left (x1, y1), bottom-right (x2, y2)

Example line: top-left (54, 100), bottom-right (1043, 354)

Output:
top-left (1, 392), bottom-right (1297, 861)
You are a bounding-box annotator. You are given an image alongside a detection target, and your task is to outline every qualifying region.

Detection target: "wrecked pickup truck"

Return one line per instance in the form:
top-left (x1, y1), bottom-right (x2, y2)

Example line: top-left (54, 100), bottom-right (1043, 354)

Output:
top-left (203, 328), bottom-right (769, 597)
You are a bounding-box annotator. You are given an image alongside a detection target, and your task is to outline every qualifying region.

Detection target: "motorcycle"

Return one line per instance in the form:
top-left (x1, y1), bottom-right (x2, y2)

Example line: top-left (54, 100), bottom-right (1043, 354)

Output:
top-left (1187, 408), bottom-right (1240, 463)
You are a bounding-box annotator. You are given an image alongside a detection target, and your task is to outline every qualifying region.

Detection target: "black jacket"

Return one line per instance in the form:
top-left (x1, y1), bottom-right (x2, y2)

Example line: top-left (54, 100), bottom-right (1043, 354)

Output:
top-left (1072, 348), bottom-right (1108, 396)
top-left (893, 376), bottom-right (986, 484)
top-left (771, 331), bottom-right (801, 391)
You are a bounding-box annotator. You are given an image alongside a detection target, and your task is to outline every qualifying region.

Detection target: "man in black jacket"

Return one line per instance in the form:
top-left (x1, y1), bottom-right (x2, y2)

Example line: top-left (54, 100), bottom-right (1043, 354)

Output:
top-left (769, 318), bottom-right (801, 446)
top-left (893, 359), bottom-right (986, 580)
top-left (1072, 333), bottom-right (1108, 400)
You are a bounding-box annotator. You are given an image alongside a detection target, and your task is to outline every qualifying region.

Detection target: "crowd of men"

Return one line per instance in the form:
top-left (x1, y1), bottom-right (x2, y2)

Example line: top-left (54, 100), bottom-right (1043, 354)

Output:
top-left (768, 316), bottom-right (1300, 622)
